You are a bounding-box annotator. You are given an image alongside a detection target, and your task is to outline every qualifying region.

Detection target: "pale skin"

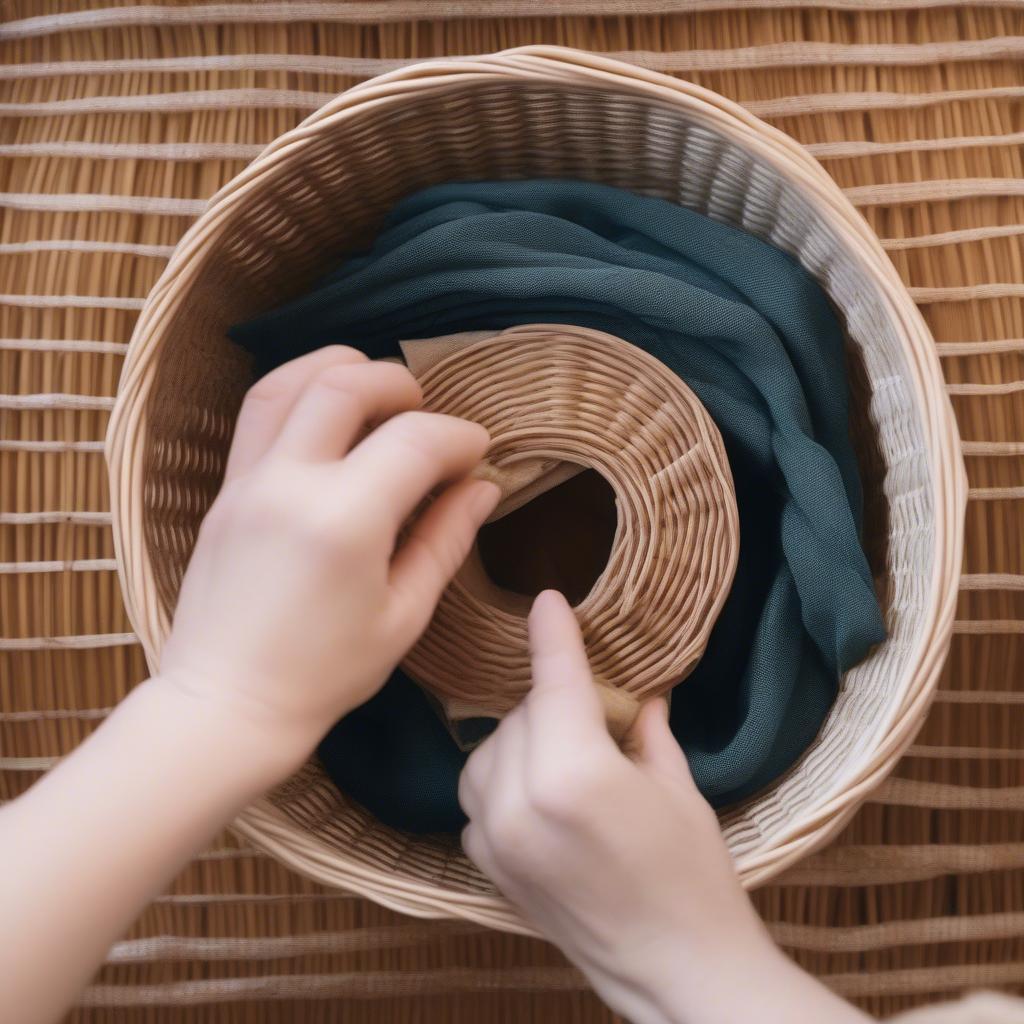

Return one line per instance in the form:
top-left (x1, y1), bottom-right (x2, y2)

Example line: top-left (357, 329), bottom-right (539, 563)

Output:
top-left (0, 348), bottom-right (868, 1024)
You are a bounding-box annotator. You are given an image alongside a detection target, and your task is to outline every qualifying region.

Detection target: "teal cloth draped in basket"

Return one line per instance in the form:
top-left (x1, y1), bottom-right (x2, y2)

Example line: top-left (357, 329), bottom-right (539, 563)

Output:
top-left (231, 180), bottom-right (885, 833)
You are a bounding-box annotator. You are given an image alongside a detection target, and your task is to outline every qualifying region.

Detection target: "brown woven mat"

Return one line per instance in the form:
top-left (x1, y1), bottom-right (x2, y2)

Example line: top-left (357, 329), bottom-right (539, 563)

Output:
top-left (2, 1), bottom-right (1023, 1019)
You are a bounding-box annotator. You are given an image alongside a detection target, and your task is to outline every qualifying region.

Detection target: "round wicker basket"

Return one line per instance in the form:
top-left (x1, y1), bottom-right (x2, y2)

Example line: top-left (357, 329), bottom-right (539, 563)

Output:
top-left (107, 45), bottom-right (966, 934)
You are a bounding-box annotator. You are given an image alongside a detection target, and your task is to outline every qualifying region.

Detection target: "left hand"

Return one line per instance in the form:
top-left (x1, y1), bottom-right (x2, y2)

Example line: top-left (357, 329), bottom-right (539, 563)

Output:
top-left (458, 591), bottom-right (867, 1024)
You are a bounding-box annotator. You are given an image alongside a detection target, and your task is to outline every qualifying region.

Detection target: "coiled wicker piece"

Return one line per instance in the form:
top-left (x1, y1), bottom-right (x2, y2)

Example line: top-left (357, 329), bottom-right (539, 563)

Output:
top-left (107, 45), bottom-right (966, 934)
top-left (401, 323), bottom-right (738, 731)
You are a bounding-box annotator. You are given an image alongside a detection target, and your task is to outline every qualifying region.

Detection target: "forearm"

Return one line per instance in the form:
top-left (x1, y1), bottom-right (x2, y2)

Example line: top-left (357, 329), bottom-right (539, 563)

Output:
top-left (0, 677), bottom-right (292, 1024)
top-left (671, 950), bottom-right (869, 1024)
top-left (608, 934), bottom-right (871, 1024)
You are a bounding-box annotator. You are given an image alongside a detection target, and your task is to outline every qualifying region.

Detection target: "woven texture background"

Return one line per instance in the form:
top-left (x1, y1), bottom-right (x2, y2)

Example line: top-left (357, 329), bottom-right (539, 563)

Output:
top-left (1, 1), bottom-right (1022, 1019)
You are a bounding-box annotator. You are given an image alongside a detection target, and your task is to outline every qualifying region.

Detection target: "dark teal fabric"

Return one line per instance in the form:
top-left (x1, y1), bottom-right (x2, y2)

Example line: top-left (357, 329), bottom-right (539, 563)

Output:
top-left (231, 180), bottom-right (886, 831)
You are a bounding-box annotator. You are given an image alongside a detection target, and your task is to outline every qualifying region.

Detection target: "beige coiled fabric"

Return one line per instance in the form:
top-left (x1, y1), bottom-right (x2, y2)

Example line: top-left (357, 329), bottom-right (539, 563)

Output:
top-left (399, 324), bottom-right (738, 736)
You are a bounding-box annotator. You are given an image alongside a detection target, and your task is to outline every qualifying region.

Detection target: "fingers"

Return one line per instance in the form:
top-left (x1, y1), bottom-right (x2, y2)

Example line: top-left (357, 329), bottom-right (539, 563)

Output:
top-left (339, 411), bottom-right (491, 533)
top-left (458, 702), bottom-right (526, 823)
top-left (525, 590), bottom-right (606, 745)
top-left (461, 822), bottom-right (492, 874)
top-left (269, 361), bottom-right (422, 463)
top-left (390, 476), bottom-right (500, 631)
top-left (627, 698), bottom-right (695, 785)
top-left (225, 346), bottom-right (367, 480)
top-left (458, 752), bottom-right (487, 823)
top-left (458, 718), bottom-right (500, 826)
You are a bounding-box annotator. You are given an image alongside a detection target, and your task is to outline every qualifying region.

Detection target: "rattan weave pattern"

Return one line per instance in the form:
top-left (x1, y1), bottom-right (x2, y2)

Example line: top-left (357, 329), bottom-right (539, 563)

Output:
top-left (1, 1), bottom-right (1023, 1019)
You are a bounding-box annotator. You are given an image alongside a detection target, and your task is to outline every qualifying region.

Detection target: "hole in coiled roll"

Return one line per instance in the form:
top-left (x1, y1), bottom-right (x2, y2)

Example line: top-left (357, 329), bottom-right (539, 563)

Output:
top-left (475, 467), bottom-right (618, 605)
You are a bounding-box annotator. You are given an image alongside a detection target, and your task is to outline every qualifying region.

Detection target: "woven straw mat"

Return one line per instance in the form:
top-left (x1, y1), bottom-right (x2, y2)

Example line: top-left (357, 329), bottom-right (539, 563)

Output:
top-left (2, 2), bottom-right (1023, 1021)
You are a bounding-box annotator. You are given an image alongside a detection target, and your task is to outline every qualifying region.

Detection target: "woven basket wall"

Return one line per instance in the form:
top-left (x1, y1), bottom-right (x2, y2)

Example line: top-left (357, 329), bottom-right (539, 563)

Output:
top-left (2, 1), bottom-right (1023, 1020)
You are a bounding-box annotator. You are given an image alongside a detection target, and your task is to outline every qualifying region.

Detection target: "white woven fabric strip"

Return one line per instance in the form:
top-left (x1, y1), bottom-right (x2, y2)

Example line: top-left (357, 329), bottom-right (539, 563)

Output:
top-left (6, 134), bottom-right (1022, 164)
top-left (0, 393), bottom-right (115, 410)
top-left (845, 179), bottom-right (1024, 206)
top-left (0, 440), bottom-right (105, 453)
top-left (0, 707), bottom-right (113, 721)
top-left (0, 240), bottom-right (175, 258)
top-left (961, 441), bottom-right (1024, 456)
top-left (779, 843), bottom-right (1024, 886)
top-left (968, 487), bottom-right (1024, 500)
top-left (0, 295), bottom-right (145, 310)
top-left (0, 511), bottom-right (112, 525)
top-left (2, 38), bottom-right (1021, 76)
top-left (884, 225), bottom-right (1024, 251)
top-left (807, 131), bottom-right (1024, 159)
top-left (150, 891), bottom-right (357, 905)
top-left (0, 192), bottom-right (206, 216)
top-left (0, 558), bottom-right (117, 574)
top-left (747, 85), bottom-right (1024, 117)
top-left (0, 141), bottom-right (264, 161)
top-left (826, 964), bottom-right (1024, 999)
top-left (452, 39), bottom-right (1024, 71)
top-left (908, 745), bottom-right (1024, 760)
top-left (106, 924), bottom-right (482, 963)
top-left (0, 757), bottom-right (58, 771)
top-left (773, 913), bottom-right (1024, 953)
top-left (3, 4), bottom-right (1022, 62)
top-left (952, 621), bottom-right (1024, 634)
top-left (936, 690), bottom-right (1024, 704)
top-left (947, 380), bottom-right (1024, 397)
top-left (960, 573), bottom-right (1024, 591)
top-left (6, 60), bottom-right (1023, 129)
top-left (4, 0), bottom-right (1020, 42)
top-left (0, 90), bottom-right (334, 116)
top-left (912, 285), bottom-right (1024, 303)
top-left (71, 961), bottom-right (1024, 1004)
top-left (936, 339), bottom-right (1024, 356)
top-left (875, 779), bottom-right (1024, 811)
top-left (0, 337), bottom-right (130, 354)
top-left (0, 633), bottom-right (137, 651)
top-left (9, 56), bottom-right (1021, 122)
top-left (77, 968), bottom-right (587, 1006)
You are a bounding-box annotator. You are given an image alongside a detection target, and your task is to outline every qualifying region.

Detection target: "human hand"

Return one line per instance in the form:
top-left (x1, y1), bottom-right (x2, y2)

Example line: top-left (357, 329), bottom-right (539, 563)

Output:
top-left (158, 345), bottom-right (500, 779)
top-left (459, 591), bottom-right (866, 1024)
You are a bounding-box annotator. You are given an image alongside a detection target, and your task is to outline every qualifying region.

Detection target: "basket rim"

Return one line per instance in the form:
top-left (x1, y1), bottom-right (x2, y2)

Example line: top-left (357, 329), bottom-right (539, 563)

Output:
top-left (105, 44), bottom-right (966, 931)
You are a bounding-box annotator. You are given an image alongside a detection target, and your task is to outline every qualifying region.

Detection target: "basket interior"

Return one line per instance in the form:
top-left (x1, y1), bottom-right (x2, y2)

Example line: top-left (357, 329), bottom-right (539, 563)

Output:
top-left (141, 78), bottom-right (930, 894)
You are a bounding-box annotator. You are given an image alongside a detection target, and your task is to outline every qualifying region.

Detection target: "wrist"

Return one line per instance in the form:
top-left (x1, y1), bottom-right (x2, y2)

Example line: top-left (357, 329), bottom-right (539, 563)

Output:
top-left (141, 672), bottom-right (313, 791)
top-left (633, 933), bottom-right (865, 1024)
top-left (594, 923), bottom-right (783, 1024)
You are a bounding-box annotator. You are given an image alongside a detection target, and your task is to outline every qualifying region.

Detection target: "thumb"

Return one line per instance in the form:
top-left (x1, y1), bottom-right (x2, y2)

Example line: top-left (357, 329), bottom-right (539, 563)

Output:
top-left (627, 698), bottom-right (694, 784)
top-left (525, 589), bottom-right (607, 741)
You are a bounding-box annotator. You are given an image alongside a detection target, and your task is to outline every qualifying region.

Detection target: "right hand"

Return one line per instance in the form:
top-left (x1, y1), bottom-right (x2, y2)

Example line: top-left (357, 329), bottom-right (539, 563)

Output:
top-left (158, 345), bottom-right (500, 782)
top-left (459, 590), bottom-right (866, 1024)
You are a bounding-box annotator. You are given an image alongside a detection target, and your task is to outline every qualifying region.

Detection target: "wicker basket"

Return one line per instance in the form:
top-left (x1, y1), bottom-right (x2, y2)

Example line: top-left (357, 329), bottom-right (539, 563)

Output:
top-left (106, 45), bottom-right (966, 934)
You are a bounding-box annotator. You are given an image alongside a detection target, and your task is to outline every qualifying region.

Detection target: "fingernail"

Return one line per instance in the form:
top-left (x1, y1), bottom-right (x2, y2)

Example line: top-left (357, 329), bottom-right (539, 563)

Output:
top-left (532, 589), bottom-right (564, 611)
top-left (529, 589), bottom-right (570, 624)
top-left (469, 480), bottom-right (502, 520)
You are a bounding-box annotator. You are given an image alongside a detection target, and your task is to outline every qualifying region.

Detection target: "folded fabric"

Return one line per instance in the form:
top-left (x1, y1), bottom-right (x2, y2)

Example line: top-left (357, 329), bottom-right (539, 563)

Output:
top-left (231, 179), bottom-right (886, 832)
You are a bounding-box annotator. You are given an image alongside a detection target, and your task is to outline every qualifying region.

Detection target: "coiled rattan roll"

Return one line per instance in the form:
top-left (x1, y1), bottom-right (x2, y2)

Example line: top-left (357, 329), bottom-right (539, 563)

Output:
top-left (399, 324), bottom-right (737, 731)
top-left (107, 46), bottom-right (966, 933)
